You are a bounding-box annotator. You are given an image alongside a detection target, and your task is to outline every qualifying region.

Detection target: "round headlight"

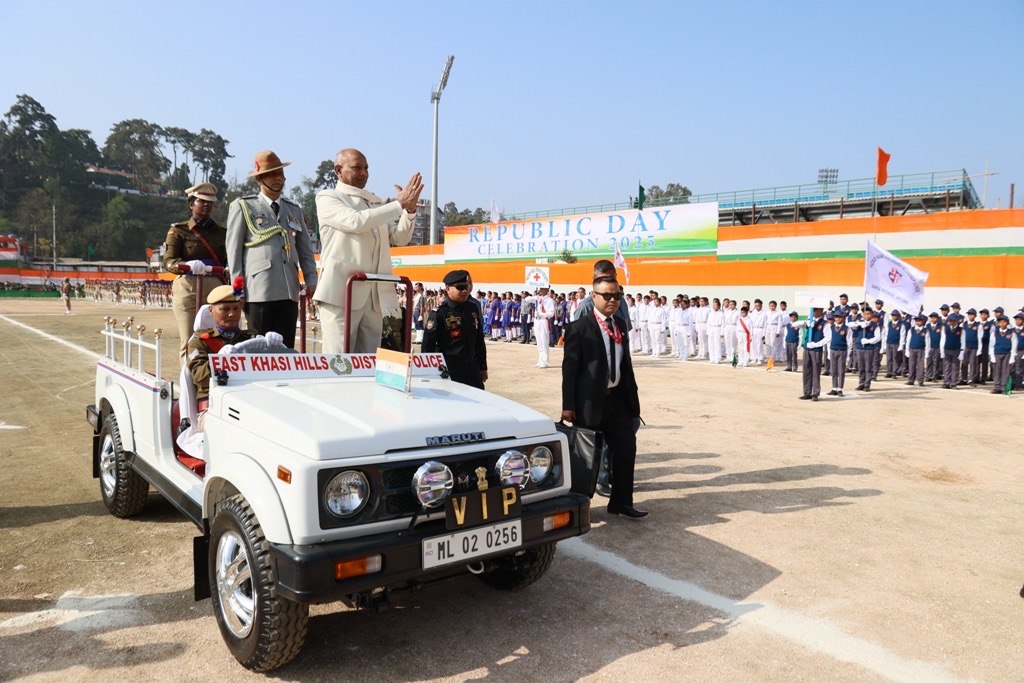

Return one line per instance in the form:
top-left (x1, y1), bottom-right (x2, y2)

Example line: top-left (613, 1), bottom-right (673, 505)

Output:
top-left (412, 461), bottom-right (453, 508)
top-left (529, 446), bottom-right (553, 483)
top-left (495, 451), bottom-right (530, 489)
top-left (325, 470), bottom-right (370, 518)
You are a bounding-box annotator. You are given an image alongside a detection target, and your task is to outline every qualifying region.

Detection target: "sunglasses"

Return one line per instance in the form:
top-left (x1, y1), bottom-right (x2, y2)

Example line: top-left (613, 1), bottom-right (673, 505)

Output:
top-left (593, 291), bottom-right (623, 301)
top-left (449, 284), bottom-right (471, 292)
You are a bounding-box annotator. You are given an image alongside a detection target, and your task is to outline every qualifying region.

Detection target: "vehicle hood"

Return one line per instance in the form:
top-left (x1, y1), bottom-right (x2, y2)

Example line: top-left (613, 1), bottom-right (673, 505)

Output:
top-left (212, 377), bottom-right (554, 460)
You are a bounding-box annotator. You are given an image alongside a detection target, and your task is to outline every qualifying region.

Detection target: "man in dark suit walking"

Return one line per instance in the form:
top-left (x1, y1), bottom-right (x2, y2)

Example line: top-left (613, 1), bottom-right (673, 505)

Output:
top-left (561, 276), bottom-right (647, 518)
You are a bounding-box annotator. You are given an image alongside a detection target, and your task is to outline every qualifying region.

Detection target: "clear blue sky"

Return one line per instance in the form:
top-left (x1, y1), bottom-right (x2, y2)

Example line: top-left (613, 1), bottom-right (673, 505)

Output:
top-left (3, 0), bottom-right (1021, 213)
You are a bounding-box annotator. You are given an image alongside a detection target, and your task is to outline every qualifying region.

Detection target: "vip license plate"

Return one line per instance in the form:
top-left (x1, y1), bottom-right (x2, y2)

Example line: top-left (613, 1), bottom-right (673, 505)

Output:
top-left (422, 520), bottom-right (522, 570)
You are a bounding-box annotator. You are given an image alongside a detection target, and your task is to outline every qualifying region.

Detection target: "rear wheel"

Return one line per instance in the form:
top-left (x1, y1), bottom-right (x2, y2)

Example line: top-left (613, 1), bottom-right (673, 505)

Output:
top-left (478, 543), bottom-right (557, 591)
top-left (209, 495), bottom-right (308, 672)
top-left (98, 413), bottom-right (148, 518)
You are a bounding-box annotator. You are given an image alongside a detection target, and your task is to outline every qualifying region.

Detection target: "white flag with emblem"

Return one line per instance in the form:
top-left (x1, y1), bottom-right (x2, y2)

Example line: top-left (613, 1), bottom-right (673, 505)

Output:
top-left (864, 241), bottom-right (929, 313)
top-left (490, 198), bottom-right (500, 224)
top-left (613, 240), bottom-right (631, 285)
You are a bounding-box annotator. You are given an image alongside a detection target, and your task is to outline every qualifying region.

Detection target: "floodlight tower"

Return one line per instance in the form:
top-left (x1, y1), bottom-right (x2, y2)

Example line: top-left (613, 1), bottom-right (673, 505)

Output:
top-left (429, 55), bottom-right (455, 245)
top-left (817, 167), bottom-right (838, 191)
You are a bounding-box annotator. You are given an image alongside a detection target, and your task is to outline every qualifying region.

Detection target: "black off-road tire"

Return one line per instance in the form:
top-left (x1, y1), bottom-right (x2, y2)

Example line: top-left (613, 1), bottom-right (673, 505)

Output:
top-left (97, 413), bottom-right (148, 518)
top-left (209, 495), bottom-right (308, 672)
top-left (478, 542), bottom-right (557, 591)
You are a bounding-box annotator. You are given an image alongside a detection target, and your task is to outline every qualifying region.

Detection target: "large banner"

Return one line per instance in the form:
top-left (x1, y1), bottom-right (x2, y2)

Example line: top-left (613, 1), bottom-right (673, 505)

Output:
top-left (443, 201), bottom-right (719, 263)
top-left (864, 241), bottom-right (929, 313)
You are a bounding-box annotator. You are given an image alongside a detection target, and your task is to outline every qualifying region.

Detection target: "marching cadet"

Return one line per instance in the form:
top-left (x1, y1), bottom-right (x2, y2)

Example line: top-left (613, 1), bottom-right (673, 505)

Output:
top-left (855, 309), bottom-right (881, 391)
top-left (960, 308), bottom-right (982, 386)
top-left (905, 313), bottom-right (929, 386)
top-left (884, 309), bottom-right (907, 378)
top-left (990, 315), bottom-right (1017, 394)
top-left (827, 309), bottom-right (849, 396)
top-left (799, 307), bottom-right (828, 401)
top-left (784, 311), bottom-right (801, 371)
top-left (978, 308), bottom-right (994, 384)
top-left (421, 270), bottom-right (487, 389)
top-left (939, 312), bottom-right (964, 389)
top-left (925, 312), bottom-right (943, 381)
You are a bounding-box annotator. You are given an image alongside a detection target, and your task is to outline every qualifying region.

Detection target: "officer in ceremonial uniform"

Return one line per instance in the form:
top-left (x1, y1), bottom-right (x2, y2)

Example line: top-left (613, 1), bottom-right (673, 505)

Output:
top-left (422, 270), bottom-right (488, 390)
top-left (186, 284), bottom-right (255, 430)
top-left (227, 150), bottom-right (318, 348)
top-left (163, 182), bottom-right (228, 360)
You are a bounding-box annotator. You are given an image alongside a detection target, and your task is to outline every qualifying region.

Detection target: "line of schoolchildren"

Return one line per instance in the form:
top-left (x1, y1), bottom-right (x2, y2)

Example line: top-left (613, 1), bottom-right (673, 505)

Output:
top-left (785, 296), bottom-right (1024, 399)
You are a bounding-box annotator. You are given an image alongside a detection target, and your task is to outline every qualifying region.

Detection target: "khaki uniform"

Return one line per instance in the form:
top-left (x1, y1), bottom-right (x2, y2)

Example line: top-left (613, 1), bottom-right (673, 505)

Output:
top-left (186, 327), bottom-right (254, 401)
top-left (163, 218), bottom-right (228, 359)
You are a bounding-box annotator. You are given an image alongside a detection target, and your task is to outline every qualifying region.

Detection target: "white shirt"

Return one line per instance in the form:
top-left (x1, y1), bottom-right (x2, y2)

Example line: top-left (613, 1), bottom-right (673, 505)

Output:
top-left (707, 309), bottom-right (725, 326)
top-left (596, 312), bottom-right (623, 389)
top-left (535, 294), bottom-right (555, 319)
top-left (648, 306), bottom-right (668, 327)
top-left (748, 309), bottom-right (768, 329)
top-left (724, 308), bottom-right (739, 325)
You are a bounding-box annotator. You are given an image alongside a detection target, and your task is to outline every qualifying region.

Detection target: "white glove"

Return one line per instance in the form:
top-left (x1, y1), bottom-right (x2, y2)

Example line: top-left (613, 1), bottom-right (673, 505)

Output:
top-left (264, 331), bottom-right (285, 347)
top-left (185, 260), bottom-right (210, 275)
top-left (217, 344), bottom-right (234, 355)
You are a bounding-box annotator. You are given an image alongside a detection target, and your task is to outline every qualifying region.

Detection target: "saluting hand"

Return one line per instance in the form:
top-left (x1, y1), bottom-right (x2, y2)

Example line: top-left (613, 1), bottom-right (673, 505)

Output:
top-left (395, 172), bottom-right (424, 213)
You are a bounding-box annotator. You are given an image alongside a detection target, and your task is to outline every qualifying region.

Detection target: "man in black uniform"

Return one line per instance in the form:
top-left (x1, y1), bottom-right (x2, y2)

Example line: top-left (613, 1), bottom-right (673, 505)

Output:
top-left (422, 270), bottom-right (488, 389)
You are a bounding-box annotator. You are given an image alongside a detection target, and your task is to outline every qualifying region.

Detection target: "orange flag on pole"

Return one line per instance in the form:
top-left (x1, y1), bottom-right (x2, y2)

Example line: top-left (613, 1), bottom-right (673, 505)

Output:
top-left (876, 147), bottom-right (891, 186)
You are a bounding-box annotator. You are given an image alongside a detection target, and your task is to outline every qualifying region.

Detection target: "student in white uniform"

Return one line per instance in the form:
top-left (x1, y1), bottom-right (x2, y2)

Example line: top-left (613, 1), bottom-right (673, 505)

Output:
top-left (671, 298), bottom-right (693, 360)
top-left (735, 305), bottom-right (753, 367)
top-left (637, 295), bottom-right (651, 355)
top-left (694, 296), bottom-right (710, 359)
top-left (748, 299), bottom-right (768, 364)
top-left (647, 297), bottom-right (669, 355)
top-left (533, 285), bottom-right (555, 368)
top-left (723, 299), bottom-right (739, 364)
top-left (706, 298), bottom-right (725, 364)
top-left (766, 300), bottom-right (784, 365)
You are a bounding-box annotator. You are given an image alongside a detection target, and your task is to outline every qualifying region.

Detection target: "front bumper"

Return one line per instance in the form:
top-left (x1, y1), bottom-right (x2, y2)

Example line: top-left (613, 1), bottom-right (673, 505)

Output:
top-left (268, 493), bottom-right (591, 603)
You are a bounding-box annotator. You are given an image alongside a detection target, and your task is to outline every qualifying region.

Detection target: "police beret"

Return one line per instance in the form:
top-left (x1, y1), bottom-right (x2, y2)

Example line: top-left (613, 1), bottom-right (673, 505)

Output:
top-left (207, 284), bottom-right (241, 305)
top-left (874, 299), bottom-right (884, 305)
top-left (939, 304), bottom-right (950, 310)
top-left (443, 270), bottom-right (470, 286)
top-left (967, 308), bottom-right (977, 314)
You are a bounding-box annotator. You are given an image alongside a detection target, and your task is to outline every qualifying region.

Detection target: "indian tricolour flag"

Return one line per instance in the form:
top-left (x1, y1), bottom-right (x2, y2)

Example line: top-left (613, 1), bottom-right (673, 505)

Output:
top-left (375, 348), bottom-right (413, 393)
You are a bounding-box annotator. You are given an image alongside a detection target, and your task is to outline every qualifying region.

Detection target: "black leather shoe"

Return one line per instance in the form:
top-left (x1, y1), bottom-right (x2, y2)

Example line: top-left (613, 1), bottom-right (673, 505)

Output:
top-left (863, 386), bottom-right (871, 392)
top-left (828, 390), bottom-right (837, 396)
top-left (905, 380), bottom-right (914, 385)
top-left (811, 395), bottom-right (819, 401)
top-left (799, 394), bottom-right (812, 400)
top-left (607, 504), bottom-right (648, 518)
top-left (885, 373), bottom-right (894, 378)
top-left (836, 390), bottom-right (844, 397)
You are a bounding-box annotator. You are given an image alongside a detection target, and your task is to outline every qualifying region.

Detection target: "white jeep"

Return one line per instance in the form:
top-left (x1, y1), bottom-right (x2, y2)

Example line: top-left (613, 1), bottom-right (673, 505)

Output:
top-left (86, 317), bottom-right (591, 671)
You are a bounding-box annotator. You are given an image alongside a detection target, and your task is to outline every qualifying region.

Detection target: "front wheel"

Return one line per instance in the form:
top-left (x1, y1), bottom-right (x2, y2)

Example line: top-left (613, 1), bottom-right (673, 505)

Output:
top-left (477, 542), bottom-right (557, 591)
top-left (208, 495), bottom-right (308, 672)
top-left (98, 413), bottom-right (148, 518)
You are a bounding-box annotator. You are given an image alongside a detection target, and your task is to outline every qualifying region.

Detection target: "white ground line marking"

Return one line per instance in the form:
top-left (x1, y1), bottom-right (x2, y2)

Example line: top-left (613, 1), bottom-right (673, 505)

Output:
top-left (0, 315), bottom-right (100, 361)
top-left (0, 422), bottom-right (26, 429)
top-left (562, 538), bottom-right (963, 683)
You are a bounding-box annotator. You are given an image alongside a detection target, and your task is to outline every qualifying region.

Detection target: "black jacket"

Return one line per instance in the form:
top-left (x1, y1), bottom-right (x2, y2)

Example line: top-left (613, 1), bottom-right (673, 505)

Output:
top-left (561, 314), bottom-right (640, 428)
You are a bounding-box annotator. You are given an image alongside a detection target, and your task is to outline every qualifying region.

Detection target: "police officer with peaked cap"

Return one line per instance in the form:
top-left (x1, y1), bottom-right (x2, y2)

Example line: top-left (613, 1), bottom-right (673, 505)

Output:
top-left (163, 182), bottom-right (229, 360)
top-left (421, 270), bottom-right (488, 389)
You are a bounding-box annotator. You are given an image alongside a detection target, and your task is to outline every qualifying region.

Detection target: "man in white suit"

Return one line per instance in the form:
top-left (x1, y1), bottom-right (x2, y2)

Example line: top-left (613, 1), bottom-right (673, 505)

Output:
top-left (313, 149), bottom-right (423, 353)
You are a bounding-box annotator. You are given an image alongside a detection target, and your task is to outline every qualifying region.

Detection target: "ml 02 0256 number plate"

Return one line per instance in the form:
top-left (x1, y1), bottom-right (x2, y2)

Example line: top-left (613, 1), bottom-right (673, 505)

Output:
top-left (422, 520), bottom-right (522, 569)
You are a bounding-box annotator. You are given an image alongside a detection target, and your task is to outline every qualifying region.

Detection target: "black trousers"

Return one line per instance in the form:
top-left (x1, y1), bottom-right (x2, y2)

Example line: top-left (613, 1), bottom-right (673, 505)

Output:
top-left (446, 358), bottom-right (484, 389)
top-left (246, 299), bottom-right (299, 348)
top-left (595, 388), bottom-right (637, 509)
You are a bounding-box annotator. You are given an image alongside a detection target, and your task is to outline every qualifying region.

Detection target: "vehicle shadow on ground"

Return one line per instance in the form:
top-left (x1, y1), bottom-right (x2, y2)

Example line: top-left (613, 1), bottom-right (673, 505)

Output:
top-left (273, 555), bottom-right (735, 682)
top-left (0, 589), bottom-right (193, 678)
top-left (0, 501), bottom-right (109, 529)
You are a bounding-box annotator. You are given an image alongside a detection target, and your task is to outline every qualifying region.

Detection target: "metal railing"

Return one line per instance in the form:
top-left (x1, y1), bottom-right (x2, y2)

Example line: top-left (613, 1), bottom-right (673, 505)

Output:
top-left (506, 170), bottom-right (979, 220)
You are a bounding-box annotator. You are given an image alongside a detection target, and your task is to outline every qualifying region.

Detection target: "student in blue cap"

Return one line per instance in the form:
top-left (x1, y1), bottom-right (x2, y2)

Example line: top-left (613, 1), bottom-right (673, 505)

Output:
top-left (960, 308), bottom-right (982, 386)
top-left (940, 312), bottom-right (964, 389)
top-left (925, 312), bottom-right (943, 381)
top-left (978, 308), bottom-right (994, 384)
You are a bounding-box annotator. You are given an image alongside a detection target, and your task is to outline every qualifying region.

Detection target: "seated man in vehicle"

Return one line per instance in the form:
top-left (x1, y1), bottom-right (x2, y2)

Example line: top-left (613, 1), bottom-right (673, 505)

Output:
top-left (187, 284), bottom-right (256, 430)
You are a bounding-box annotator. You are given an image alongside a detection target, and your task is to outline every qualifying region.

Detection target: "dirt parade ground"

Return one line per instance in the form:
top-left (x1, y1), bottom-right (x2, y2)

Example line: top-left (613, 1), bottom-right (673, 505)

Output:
top-left (0, 298), bottom-right (1021, 682)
